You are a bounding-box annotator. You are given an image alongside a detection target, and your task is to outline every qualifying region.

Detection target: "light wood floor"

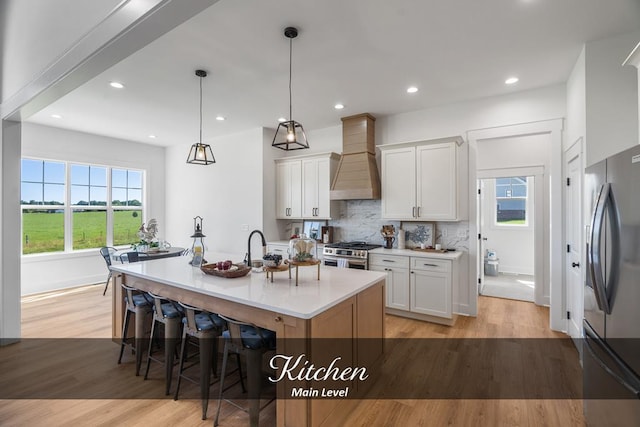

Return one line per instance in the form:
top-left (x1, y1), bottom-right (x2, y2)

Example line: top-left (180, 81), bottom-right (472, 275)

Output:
top-left (0, 284), bottom-right (585, 426)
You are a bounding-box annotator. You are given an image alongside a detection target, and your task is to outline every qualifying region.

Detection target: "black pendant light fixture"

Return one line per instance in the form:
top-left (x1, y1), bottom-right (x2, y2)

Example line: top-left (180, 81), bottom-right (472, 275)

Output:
top-left (186, 69), bottom-right (216, 165)
top-left (272, 26), bottom-right (309, 151)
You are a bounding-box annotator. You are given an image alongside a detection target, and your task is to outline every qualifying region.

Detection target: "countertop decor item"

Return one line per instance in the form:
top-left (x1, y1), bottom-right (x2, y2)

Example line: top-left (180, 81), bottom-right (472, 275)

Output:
top-left (201, 263), bottom-right (251, 278)
top-left (134, 218), bottom-right (159, 251)
top-left (402, 222), bottom-right (435, 249)
top-left (381, 224), bottom-right (396, 249)
top-left (186, 70), bottom-right (216, 165)
top-left (189, 216), bottom-right (207, 267)
top-left (272, 26), bottom-right (309, 151)
top-left (289, 234), bottom-right (317, 261)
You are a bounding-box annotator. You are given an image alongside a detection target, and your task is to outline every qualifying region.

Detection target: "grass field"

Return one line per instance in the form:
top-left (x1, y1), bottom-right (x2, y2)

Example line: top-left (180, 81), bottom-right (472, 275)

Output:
top-left (497, 219), bottom-right (526, 225)
top-left (22, 210), bottom-right (142, 254)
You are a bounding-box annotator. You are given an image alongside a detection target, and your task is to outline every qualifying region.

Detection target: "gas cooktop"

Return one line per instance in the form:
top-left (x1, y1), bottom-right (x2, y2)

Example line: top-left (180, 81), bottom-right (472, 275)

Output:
top-left (324, 241), bottom-right (383, 251)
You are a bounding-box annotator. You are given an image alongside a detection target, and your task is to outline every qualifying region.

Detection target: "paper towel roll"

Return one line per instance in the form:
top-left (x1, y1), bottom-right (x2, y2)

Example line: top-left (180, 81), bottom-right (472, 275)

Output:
top-left (398, 229), bottom-right (405, 249)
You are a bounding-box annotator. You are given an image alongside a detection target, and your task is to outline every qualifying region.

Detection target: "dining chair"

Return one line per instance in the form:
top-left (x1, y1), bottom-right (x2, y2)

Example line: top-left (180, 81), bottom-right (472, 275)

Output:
top-left (99, 246), bottom-right (117, 296)
top-left (119, 251), bottom-right (140, 263)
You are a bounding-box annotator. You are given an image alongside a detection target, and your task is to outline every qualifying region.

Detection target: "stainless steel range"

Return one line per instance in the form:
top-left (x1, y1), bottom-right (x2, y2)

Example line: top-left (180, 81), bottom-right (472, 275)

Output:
top-left (322, 241), bottom-right (382, 270)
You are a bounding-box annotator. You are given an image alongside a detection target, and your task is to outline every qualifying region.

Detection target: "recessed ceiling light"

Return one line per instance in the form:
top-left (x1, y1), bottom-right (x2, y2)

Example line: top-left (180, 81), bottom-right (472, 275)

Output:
top-left (278, 117), bottom-right (287, 123)
top-left (148, 135), bottom-right (156, 139)
top-left (215, 116), bottom-right (226, 121)
top-left (109, 81), bottom-right (125, 89)
top-left (505, 77), bottom-right (519, 85)
top-left (407, 86), bottom-right (418, 93)
top-left (50, 114), bottom-right (62, 119)
top-left (334, 103), bottom-right (345, 110)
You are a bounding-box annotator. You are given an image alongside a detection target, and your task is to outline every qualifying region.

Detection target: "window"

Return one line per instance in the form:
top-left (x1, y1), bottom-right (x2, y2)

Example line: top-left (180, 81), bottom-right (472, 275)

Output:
top-left (21, 158), bottom-right (145, 254)
top-left (495, 176), bottom-right (528, 225)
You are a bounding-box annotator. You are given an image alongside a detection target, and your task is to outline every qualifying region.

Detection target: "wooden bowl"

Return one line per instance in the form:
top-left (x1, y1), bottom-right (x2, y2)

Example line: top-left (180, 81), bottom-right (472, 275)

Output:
top-left (201, 263), bottom-right (251, 278)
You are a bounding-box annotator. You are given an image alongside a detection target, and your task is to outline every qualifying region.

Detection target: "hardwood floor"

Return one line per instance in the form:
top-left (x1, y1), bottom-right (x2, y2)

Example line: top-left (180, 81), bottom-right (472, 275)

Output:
top-left (0, 284), bottom-right (584, 426)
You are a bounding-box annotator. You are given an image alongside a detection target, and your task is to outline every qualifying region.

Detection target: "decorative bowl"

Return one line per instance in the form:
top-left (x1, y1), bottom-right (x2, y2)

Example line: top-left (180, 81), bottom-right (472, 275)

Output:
top-left (263, 253), bottom-right (283, 267)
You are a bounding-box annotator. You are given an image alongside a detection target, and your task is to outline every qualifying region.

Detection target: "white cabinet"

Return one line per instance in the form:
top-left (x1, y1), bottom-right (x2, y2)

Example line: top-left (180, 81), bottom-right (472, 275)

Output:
top-left (409, 258), bottom-right (452, 318)
top-left (371, 252), bottom-right (459, 325)
top-left (380, 137), bottom-right (466, 221)
top-left (276, 153), bottom-right (339, 220)
top-left (369, 254), bottom-right (410, 311)
top-left (276, 161), bottom-right (302, 219)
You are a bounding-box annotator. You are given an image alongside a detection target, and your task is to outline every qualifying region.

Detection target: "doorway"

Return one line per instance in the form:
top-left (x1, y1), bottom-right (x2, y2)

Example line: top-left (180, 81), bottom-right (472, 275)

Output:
top-left (478, 176), bottom-right (535, 302)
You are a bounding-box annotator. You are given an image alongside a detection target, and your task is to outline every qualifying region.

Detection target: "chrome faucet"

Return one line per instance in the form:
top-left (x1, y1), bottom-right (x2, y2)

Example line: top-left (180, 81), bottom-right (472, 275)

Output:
top-left (245, 229), bottom-right (267, 266)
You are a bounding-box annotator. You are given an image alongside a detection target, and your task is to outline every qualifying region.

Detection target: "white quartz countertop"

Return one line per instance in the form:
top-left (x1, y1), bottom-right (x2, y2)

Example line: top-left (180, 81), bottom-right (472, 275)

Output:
top-left (267, 240), bottom-right (325, 247)
top-left (110, 254), bottom-right (385, 319)
top-left (369, 247), bottom-right (463, 260)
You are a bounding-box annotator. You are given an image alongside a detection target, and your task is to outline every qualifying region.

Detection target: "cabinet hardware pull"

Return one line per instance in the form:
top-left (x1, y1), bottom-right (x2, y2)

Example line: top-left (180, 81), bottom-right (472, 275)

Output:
top-left (411, 271), bottom-right (414, 274)
top-left (274, 316), bottom-right (283, 322)
top-left (423, 263), bottom-right (438, 267)
top-left (417, 206), bottom-right (421, 217)
top-left (383, 259), bottom-right (396, 263)
top-left (412, 207), bottom-right (416, 218)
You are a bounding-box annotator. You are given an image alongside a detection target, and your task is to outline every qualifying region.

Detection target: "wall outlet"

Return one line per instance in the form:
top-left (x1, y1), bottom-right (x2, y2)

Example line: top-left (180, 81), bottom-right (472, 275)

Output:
top-left (241, 224), bottom-right (249, 231)
top-left (457, 229), bottom-right (467, 238)
top-left (442, 229), bottom-right (448, 237)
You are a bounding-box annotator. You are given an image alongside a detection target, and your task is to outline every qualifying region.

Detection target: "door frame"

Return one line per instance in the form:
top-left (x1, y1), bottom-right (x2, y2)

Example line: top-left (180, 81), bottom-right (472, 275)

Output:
top-left (467, 119), bottom-right (564, 331)
top-left (477, 167), bottom-right (544, 304)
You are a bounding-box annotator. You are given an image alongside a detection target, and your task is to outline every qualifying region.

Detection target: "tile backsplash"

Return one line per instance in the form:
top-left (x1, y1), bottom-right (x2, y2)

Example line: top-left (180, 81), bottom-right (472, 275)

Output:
top-left (326, 200), bottom-right (469, 251)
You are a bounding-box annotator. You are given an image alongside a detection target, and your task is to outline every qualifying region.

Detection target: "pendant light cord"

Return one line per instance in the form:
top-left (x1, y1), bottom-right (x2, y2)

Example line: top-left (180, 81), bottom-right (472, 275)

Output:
top-left (199, 75), bottom-right (203, 144)
top-left (289, 36), bottom-right (293, 121)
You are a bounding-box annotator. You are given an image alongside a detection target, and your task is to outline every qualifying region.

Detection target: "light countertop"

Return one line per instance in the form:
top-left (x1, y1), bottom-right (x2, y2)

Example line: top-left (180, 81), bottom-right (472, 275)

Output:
top-left (110, 254), bottom-right (385, 319)
top-left (369, 247), bottom-right (463, 260)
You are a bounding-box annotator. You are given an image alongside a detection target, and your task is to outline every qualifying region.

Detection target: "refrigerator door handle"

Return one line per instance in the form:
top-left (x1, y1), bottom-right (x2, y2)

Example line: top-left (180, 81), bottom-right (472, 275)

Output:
top-left (588, 183), bottom-right (619, 315)
top-left (584, 321), bottom-right (640, 398)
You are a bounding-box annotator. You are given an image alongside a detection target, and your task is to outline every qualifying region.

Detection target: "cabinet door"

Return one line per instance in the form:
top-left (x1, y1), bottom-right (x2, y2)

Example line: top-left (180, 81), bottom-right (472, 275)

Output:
top-left (276, 162), bottom-right (291, 219)
top-left (276, 161), bottom-right (302, 219)
top-left (315, 157), bottom-right (332, 219)
top-left (410, 269), bottom-right (452, 318)
top-left (301, 158), bottom-right (318, 218)
top-left (416, 142), bottom-right (457, 220)
top-left (370, 265), bottom-right (410, 310)
top-left (381, 147), bottom-right (416, 220)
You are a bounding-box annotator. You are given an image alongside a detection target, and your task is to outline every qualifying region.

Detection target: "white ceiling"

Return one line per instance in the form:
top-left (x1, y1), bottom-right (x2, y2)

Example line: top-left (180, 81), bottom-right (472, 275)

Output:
top-left (26, 0), bottom-right (640, 147)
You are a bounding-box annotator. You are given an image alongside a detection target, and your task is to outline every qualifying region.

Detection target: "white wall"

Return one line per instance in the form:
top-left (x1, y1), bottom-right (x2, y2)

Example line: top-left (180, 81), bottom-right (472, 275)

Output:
top-left (585, 30), bottom-right (640, 166)
top-left (164, 128), bottom-right (265, 260)
top-left (481, 178), bottom-right (534, 275)
top-left (565, 47), bottom-right (586, 152)
top-left (20, 123), bottom-right (166, 295)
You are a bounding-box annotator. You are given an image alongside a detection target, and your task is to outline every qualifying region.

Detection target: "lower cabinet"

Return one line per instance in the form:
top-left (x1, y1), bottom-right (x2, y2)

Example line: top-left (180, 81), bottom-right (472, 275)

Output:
top-left (371, 253), bottom-right (456, 324)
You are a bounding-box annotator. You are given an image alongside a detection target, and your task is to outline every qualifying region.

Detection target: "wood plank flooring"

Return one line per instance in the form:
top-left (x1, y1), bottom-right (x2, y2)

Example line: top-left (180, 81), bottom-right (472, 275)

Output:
top-left (0, 284), bottom-right (585, 426)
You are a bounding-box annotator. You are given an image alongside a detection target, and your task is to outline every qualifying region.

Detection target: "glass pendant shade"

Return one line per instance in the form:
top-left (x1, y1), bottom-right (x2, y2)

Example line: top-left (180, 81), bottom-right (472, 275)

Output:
top-left (186, 142), bottom-right (216, 165)
top-left (186, 69), bottom-right (216, 165)
top-left (272, 119), bottom-right (309, 150)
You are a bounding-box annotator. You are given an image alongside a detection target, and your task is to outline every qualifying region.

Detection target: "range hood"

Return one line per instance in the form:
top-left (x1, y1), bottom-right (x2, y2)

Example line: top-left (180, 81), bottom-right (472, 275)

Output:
top-left (330, 113), bottom-right (381, 200)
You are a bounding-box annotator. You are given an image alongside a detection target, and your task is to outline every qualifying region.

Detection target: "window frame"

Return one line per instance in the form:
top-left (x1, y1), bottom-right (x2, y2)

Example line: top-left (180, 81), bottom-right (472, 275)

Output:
top-left (493, 176), bottom-right (531, 229)
top-left (21, 157), bottom-right (146, 255)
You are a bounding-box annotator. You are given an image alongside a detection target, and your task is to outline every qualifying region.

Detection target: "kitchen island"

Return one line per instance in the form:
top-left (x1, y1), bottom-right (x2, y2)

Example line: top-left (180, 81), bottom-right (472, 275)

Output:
top-left (110, 255), bottom-right (385, 427)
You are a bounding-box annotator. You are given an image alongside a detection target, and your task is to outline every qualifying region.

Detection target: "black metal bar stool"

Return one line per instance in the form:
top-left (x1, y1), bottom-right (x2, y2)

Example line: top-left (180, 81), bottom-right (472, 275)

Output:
top-left (174, 302), bottom-right (244, 420)
top-left (214, 315), bottom-right (277, 427)
top-left (143, 292), bottom-right (184, 395)
top-left (118, 283), bottom-right (153, 375)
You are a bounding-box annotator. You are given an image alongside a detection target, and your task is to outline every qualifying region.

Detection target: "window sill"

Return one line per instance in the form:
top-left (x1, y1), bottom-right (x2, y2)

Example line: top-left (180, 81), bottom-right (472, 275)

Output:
top-left (21, 246), bottom-right (130, 263)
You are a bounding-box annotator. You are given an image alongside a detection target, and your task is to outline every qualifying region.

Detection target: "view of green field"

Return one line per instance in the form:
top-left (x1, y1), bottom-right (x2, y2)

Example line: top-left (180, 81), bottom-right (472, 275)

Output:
top-left (22, 210), bottom-right (142, 254)
top-left (497, 219), bottom-right (526, 225)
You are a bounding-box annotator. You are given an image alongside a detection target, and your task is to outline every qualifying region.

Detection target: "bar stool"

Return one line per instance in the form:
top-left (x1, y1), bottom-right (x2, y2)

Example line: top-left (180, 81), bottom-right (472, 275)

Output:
top-left (143, 292), bottom-right (184, 395)
top-left (174, 302), bottom-right (244, 420)
top-left (118, 283), bottom-right (153, 376)
top-left (214, 315), bottom-right (277, 427)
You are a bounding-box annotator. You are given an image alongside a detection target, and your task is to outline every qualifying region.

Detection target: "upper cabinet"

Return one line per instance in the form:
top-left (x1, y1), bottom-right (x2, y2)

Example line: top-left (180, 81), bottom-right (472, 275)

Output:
top-left (276, 152), bottom-right (340, 220)
top-left (380, 137), bottom-right (467, 221)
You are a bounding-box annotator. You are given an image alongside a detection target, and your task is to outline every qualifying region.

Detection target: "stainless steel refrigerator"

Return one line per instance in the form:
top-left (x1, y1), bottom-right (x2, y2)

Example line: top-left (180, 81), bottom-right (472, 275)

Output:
top-left (584, 144), bottom-right (640, 426)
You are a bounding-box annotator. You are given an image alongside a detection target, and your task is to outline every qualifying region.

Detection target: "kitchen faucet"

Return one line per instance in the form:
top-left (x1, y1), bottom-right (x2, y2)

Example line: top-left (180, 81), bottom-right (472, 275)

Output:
top-left (245, 229), bottom-right (267, 266)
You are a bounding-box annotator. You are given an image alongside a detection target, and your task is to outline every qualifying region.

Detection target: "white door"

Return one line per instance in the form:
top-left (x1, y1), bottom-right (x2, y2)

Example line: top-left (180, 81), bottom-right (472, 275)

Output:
top-left (565, 141), bottom-right (583, 339)
top-left (410, 270), bottom-right (452, 318)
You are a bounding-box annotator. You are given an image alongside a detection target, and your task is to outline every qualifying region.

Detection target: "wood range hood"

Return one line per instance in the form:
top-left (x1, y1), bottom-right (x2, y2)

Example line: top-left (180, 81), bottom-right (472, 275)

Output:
top-left (330, 113), bottom-right (381, 200)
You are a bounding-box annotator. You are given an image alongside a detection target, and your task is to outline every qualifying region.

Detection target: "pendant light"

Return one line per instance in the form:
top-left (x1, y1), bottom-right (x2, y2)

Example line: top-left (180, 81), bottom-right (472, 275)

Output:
top-left (272, 26), bottom-right (309, 151)
top-left (186, 70), bottom-right (216, 165)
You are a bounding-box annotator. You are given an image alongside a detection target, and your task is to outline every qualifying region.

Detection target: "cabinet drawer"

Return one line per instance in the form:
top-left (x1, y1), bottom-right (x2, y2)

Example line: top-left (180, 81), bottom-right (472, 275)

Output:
top-left (369, 254), bottom-right (410, 268)
top-left (410, 257), bottom-right (451, 272)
